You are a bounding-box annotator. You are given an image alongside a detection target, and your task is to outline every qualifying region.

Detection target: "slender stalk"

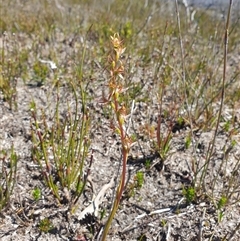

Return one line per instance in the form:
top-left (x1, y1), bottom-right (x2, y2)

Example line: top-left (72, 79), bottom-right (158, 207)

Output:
top-left (199, 0), bottom-right (232, 190)
top-left (175, 0), bottom-right (197, 172)
top-left (101, 148), bottom-right (128, 241)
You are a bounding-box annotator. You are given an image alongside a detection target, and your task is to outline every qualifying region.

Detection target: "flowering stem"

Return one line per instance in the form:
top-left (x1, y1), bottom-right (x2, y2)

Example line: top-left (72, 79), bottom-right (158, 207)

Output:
top-left (101, 33), bottom-right (131, 241)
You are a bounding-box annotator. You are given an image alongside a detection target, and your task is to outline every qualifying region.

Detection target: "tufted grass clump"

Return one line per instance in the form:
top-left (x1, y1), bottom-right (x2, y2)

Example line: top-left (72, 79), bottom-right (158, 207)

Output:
top-left (30, 29), bottom-right (92, 204)
top-left (31, 80), bottom-right (91, 205)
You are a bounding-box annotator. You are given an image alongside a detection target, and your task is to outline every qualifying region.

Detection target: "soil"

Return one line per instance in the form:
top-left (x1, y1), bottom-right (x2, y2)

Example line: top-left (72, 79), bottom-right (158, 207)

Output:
top-left (0, 3), bottom-right (240, 241)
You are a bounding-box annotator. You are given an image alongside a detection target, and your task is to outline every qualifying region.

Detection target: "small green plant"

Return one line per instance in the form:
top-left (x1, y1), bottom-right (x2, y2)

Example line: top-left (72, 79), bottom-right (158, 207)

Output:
top-left (144, 159), bottom-right (151, 170)
top-left (182, 186), bottom-right (195, 204)
top-left (160, 219), bottom-right (167, 227)
top-left (135, 171), bottom-right (144, 189)
top-left (32, 187), bottom-right (41, 201)
top-left (39, 218), bottom-right (54, 233)
top-left (185, 134), bottom-right (191, 149)
top-left (217, 196), bottom-right (227, 223)
top-left (223, 120), bottom-right (230, 132)
top-left (125, 171), bottom-right (144, 198)
top-left (32, 61), bottom-right (49, 86)
top-left (121, 21), bottom-right (133, 40)
top-left (0, 146), bottom-right (18, 211)
top-left (137, 233), bottom-right (147, 241)
top-left (100, 208), bottom-right (106, 221)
